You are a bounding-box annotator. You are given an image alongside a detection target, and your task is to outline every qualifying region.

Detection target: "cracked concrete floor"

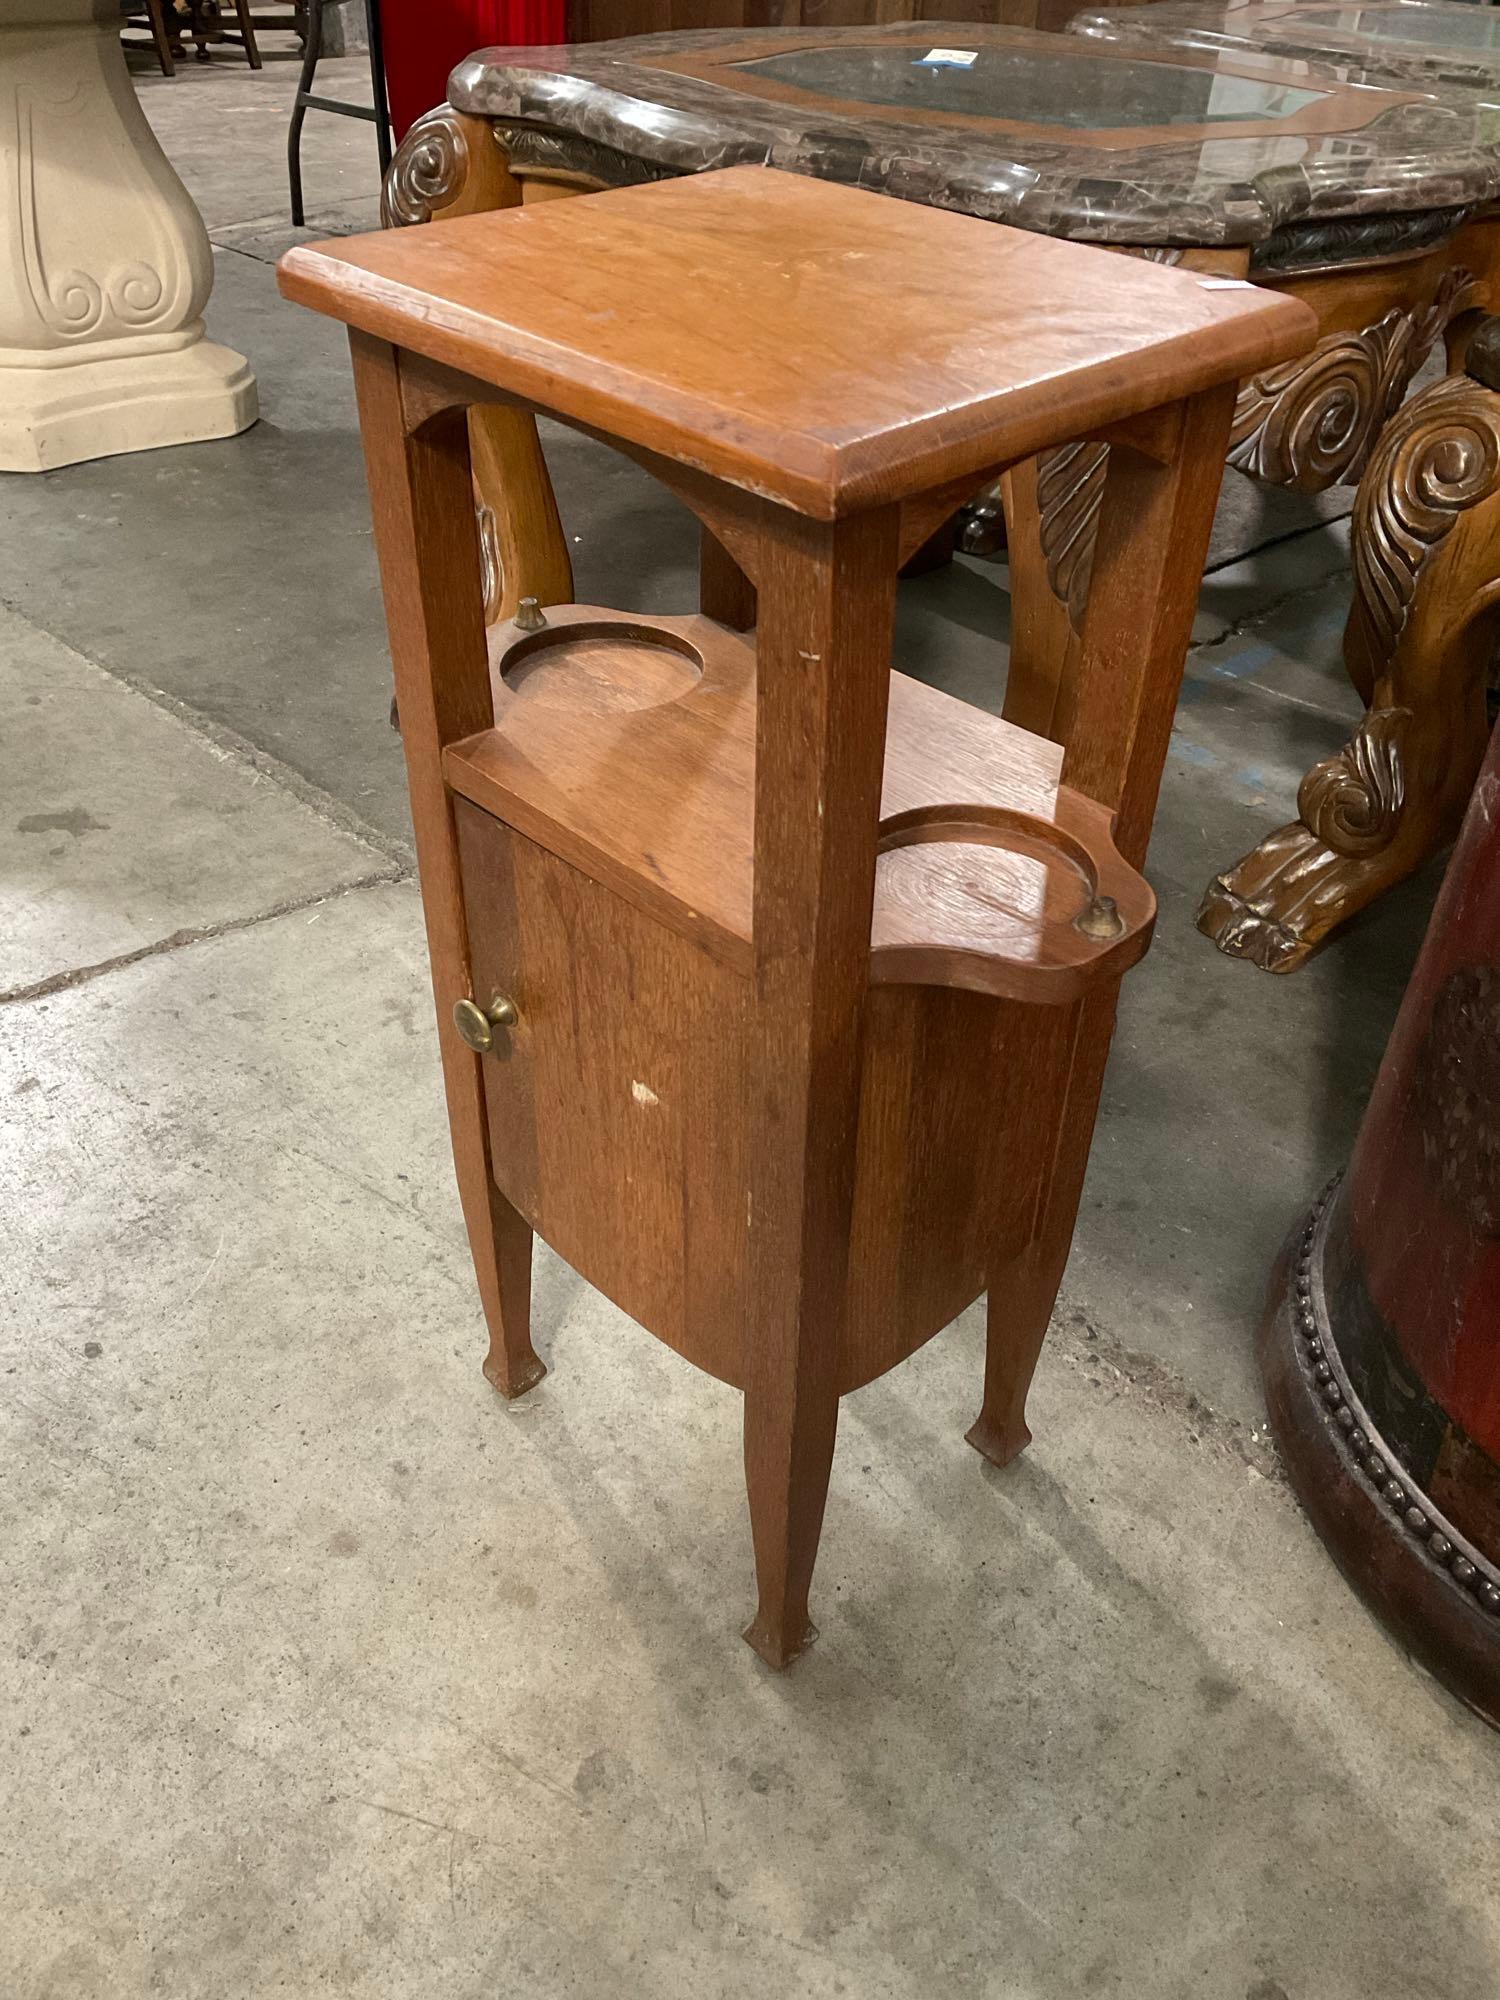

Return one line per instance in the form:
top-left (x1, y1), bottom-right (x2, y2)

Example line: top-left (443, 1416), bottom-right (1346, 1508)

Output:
top-left (2, 39), bottom-right (1498, 2000)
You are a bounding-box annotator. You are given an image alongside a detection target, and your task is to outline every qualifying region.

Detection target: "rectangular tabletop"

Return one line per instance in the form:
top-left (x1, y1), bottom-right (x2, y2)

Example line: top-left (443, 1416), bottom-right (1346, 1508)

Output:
top-left (280, 166), bottom-right (1311, 518)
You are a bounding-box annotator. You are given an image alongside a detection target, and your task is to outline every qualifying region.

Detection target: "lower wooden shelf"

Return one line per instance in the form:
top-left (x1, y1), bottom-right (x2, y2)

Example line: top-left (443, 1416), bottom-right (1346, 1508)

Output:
top-left (442, 604), bottom-right (1154, 1004)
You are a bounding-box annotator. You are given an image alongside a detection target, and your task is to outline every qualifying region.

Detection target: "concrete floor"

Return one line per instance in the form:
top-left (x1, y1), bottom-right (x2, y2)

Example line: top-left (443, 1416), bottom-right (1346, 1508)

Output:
top-left (2, 39), bottom-right (1498, 2000)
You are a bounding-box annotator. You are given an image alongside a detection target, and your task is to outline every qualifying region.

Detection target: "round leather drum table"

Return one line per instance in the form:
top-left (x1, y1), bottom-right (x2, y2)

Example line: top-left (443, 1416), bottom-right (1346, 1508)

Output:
top-left (1263, 716), bottom-right (1500, 1727)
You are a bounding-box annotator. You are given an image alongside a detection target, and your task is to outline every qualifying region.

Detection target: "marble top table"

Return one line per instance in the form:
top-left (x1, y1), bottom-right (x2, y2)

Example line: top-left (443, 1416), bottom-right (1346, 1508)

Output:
top-left (1070, 0), bottom-right (1500, 95)
top-left (445, 23), bottom-right (1500, 265)
top-left (386, 22), bottom-right (1500, 973)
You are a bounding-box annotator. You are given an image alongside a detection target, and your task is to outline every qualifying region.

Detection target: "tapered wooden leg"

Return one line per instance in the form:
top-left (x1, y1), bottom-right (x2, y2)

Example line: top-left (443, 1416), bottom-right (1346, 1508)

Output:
top-left (971, 388), bottom-right (1237, 1463)
top-left (351, 335), bottom-right (545, 1400)
top-left (479, 1183), bottom-right (542, 1398)
top-left (144, 0), bottom-right (176, 74)
top-left (739, 504), bottom-right (899, 1667)
top-left (968, 988), bottom-right (1117, 1467)
top-left (742, 1383), bottom-right (840, 1669)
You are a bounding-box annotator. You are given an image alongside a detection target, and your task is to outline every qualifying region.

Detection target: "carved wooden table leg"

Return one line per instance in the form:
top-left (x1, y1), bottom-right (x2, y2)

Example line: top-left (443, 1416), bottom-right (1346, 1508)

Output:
top-left (997, 251), bottom-right (1497, 981)
top-left (382, 106), bottom-right (573, 622)
top-left (1198, 358), bottom-right (1500, 972)
top-left (0, 0), bottom-right (257, 471)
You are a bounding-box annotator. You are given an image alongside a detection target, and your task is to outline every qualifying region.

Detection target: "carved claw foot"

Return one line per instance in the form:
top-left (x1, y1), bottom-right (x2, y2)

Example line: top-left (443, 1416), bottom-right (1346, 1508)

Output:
top-left (1205, 357), bottom-right (1500, 969)
top-left (1197, 753), bottom-right (1461, 974)
top-left (1199, 824), bottom-right (1375, 972)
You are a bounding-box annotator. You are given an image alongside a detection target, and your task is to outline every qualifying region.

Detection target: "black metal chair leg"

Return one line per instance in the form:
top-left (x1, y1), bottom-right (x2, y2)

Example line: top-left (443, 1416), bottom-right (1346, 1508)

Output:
top-left (365, 0), bottom-right (392, 178)
top-left (287, 0), bottom-right (324, 227)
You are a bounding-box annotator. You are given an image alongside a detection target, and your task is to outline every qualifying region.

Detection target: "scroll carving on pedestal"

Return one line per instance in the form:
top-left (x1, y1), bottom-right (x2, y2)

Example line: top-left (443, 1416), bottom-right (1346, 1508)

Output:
top-left (8, 69), bottom-right (197, 352)
top-left (381, 106), bottom-right (477, 227)
top-left (1227, 266), bottom-right (1481, 493)
top-left (1199, 367), bottom-right (1500, 971)
top-left (1033, 268), bottom-right (1487, 644)
top-left (1347, 369), bottom-right (1500, 655)
top-left (379, 103), bottom-right (574, 629)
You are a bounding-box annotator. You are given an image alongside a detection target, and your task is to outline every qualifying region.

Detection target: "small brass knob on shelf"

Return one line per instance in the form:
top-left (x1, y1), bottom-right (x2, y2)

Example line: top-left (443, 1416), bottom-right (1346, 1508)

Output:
top-left (1074, 894), bottom-right (1125, 941)
top-left (453, 992), bottom-right (519, 1053)
top-left (514, 596), bottom-right (547, 632)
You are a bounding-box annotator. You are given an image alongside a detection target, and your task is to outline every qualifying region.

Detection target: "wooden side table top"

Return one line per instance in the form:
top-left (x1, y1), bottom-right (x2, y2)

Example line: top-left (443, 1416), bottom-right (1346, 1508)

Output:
top-left (446, 22), bottom-right (1500, 261)
top-left (1072, 0), bottom-right (1500, 93)
top-left (279, 164), bottom-right (1311, 517)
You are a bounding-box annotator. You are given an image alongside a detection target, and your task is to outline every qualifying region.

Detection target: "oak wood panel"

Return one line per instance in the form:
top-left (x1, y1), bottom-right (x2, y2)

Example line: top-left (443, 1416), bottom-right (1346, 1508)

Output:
top-left (455, 801), bottom-right (1064, 1402)
top-left (442, 604), bottom-right (1155, 1001)
top-left (457, 800), bottom-right (752, 1388)
top-left (279, 167), bottom-right (1314, 519)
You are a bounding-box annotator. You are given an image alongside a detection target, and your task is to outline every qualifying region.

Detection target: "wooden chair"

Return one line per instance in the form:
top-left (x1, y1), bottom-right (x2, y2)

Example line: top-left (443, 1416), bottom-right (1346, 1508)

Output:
top-left (279, 168), bottom-right (1311, 1665)
top-left (174, 0), bottom-right (263, 65)
top-left (121, 0), bottom-right (177, 73)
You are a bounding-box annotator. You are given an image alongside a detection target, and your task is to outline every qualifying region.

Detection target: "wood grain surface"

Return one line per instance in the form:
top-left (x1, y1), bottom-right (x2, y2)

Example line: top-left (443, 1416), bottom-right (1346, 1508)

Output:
top-left (280, 166), bottom-right (1313, 518)
top-left (443, 604), bottom-right (1155, 1002)
top-left (299, 165), bottom-right (1269, 1662)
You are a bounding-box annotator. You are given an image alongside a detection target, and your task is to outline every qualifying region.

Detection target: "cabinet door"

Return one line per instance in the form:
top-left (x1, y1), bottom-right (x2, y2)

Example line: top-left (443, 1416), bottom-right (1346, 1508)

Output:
top-left (455, 798), bottom-right (751, 1386)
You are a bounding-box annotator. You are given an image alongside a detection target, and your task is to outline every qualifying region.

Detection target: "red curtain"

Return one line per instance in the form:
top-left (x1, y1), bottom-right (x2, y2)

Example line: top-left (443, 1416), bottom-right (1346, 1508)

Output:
top-left (380, 1), bottom-right (568, 144)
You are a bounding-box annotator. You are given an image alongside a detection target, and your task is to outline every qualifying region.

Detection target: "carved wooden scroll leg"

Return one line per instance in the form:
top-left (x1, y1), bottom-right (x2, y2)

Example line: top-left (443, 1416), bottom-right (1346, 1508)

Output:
top-left (1199, 368), bottom-right (1500, 973)
top-left (382, 109), bottom-right (573, 625)
top-left (352, 339), bottom-right (545, 1400)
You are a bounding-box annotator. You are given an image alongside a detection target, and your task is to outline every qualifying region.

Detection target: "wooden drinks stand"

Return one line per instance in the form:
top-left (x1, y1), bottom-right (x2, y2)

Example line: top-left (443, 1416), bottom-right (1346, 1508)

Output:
top-left (280, 168), bottom-right (1310, 1664)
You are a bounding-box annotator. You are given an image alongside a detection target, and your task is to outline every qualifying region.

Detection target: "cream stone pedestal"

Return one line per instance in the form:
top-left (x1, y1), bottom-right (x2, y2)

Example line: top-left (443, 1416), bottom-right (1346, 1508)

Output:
top-left (0, 0), bottom-right (257, 472)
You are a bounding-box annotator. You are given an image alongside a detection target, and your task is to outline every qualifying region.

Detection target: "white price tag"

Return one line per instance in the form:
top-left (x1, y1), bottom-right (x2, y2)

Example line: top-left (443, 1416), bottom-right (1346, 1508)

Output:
top-left (918, 48), bottom-right (978, 68)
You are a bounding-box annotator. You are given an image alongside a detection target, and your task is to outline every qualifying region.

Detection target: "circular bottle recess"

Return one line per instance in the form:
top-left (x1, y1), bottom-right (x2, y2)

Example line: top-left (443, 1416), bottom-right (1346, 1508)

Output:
top-left (500, 623), bottom-right (705, 714)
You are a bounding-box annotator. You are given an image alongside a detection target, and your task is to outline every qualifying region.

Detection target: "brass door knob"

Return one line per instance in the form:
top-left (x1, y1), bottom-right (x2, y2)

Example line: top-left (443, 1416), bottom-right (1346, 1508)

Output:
top-left (453, 992), bottom-right (519, 1053)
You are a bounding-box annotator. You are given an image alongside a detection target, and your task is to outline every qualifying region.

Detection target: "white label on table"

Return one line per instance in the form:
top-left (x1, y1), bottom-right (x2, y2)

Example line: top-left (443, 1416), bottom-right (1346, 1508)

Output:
top-left (918, 48), bottom-right (978, 67)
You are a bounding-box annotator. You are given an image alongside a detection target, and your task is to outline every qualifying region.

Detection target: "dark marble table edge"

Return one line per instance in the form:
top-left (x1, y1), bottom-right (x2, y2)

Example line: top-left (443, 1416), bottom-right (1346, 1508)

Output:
top-left (1069, 2), bottom-right (1500, 94)
top-left (450, 26), bottom-right (1500, 255)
